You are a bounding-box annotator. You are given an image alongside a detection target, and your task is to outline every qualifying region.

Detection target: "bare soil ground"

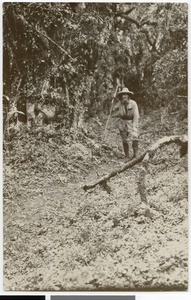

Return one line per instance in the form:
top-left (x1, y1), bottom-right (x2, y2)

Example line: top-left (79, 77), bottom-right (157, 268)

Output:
top-left (3, 110), bottom-right (188, 291)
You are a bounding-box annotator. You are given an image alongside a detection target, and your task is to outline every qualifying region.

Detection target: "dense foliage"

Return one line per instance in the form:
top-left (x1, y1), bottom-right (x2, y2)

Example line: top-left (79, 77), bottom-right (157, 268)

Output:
top-left (3, 2), bottom-right (187, 127)
top-left (3, 3), bottom-right (188, 291)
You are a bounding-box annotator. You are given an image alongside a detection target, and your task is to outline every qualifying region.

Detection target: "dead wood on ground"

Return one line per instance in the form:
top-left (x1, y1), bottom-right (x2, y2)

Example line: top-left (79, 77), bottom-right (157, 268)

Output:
top-left (83, 135), bottom-right (188, 192)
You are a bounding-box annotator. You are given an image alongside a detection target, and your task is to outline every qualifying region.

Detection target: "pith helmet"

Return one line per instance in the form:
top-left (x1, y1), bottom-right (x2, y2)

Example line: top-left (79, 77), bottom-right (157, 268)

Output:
top-left (117, 87), bottom-right (133, 97)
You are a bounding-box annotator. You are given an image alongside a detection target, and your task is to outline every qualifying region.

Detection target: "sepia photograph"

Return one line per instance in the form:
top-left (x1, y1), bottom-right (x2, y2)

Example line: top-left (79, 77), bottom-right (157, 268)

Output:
top-left (3, 2), bottom-right (188, 291)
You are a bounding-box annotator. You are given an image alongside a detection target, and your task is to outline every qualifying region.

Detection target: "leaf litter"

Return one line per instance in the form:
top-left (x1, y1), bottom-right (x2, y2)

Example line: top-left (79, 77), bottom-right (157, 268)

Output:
top-left (3, 110), bottom-right (188, 291)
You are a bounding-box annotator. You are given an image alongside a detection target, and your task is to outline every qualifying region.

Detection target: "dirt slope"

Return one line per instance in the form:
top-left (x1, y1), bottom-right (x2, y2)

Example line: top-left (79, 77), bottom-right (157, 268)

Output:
top-left (3, 110), bottom-right (188, 291)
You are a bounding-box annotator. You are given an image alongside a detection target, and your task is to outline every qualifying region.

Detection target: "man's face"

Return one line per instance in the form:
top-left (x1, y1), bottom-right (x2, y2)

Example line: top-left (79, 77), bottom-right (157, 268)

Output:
top-left (121, 93), bottom-right (129, 104)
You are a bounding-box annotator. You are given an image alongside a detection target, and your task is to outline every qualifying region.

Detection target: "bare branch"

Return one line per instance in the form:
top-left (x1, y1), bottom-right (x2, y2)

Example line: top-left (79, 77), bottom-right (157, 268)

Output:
top-left (83, 135), bottom-right (187, 191)
top-left (118, 14), bottom-right (140, 28)
top-left (141, 21), bottom-right (158, 27)
top-left (18, 14), bottom-right (74, 60)
top-left (141, 29), bottom-right (161, 55)
top-left (36, 29), bottom-right (74, 61)
top-left (115, 7), bottom-right (136, 17)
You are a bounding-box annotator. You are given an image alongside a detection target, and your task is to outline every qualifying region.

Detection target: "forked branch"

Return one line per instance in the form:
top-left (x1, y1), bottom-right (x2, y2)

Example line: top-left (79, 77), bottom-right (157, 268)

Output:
top-left (83, 135), bottom-right (187, 191)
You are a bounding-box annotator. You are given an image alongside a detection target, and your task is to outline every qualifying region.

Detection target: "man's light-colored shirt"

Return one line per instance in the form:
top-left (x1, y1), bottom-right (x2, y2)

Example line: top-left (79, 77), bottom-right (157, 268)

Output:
top-left (112, 99), bottom-right (139, 128)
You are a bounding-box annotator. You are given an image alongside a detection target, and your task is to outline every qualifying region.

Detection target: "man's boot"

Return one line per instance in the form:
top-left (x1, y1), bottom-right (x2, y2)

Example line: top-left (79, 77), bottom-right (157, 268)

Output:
top-left (132, 140), bottom-right (138, 159)
top-left (123, 142), bottom-right (129, 158)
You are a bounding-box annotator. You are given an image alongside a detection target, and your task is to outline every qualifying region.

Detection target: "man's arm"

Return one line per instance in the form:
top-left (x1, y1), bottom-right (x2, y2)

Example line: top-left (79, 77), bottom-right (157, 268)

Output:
top-left (132, 102), bottom-right (139, 127)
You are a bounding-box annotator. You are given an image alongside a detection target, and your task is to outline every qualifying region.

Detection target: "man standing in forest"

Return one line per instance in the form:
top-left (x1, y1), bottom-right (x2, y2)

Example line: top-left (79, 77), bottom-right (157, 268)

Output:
top-left (112, 87), bottom-right (139, 159)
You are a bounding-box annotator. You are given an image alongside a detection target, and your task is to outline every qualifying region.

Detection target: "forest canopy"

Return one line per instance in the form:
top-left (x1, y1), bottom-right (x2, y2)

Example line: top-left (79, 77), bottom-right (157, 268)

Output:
top-left (3, 2), bottom-right (187, 127)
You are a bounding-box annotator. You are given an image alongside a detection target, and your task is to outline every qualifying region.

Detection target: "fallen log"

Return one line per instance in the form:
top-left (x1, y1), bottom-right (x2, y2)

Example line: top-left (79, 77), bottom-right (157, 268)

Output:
top-left (83, 135), bottom-right (187, 191)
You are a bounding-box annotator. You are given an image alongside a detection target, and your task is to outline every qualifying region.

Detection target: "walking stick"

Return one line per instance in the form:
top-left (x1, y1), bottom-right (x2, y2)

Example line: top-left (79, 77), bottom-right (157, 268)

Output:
top-left (100, 83), bottom-right (120, 145)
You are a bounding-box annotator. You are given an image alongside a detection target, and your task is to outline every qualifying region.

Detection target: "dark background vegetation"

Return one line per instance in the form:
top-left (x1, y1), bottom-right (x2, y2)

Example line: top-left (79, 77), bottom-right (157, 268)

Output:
top-left (3, 2), bottom-right (187, 125)
top-left (3, 2), bottom-right (188, 292)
